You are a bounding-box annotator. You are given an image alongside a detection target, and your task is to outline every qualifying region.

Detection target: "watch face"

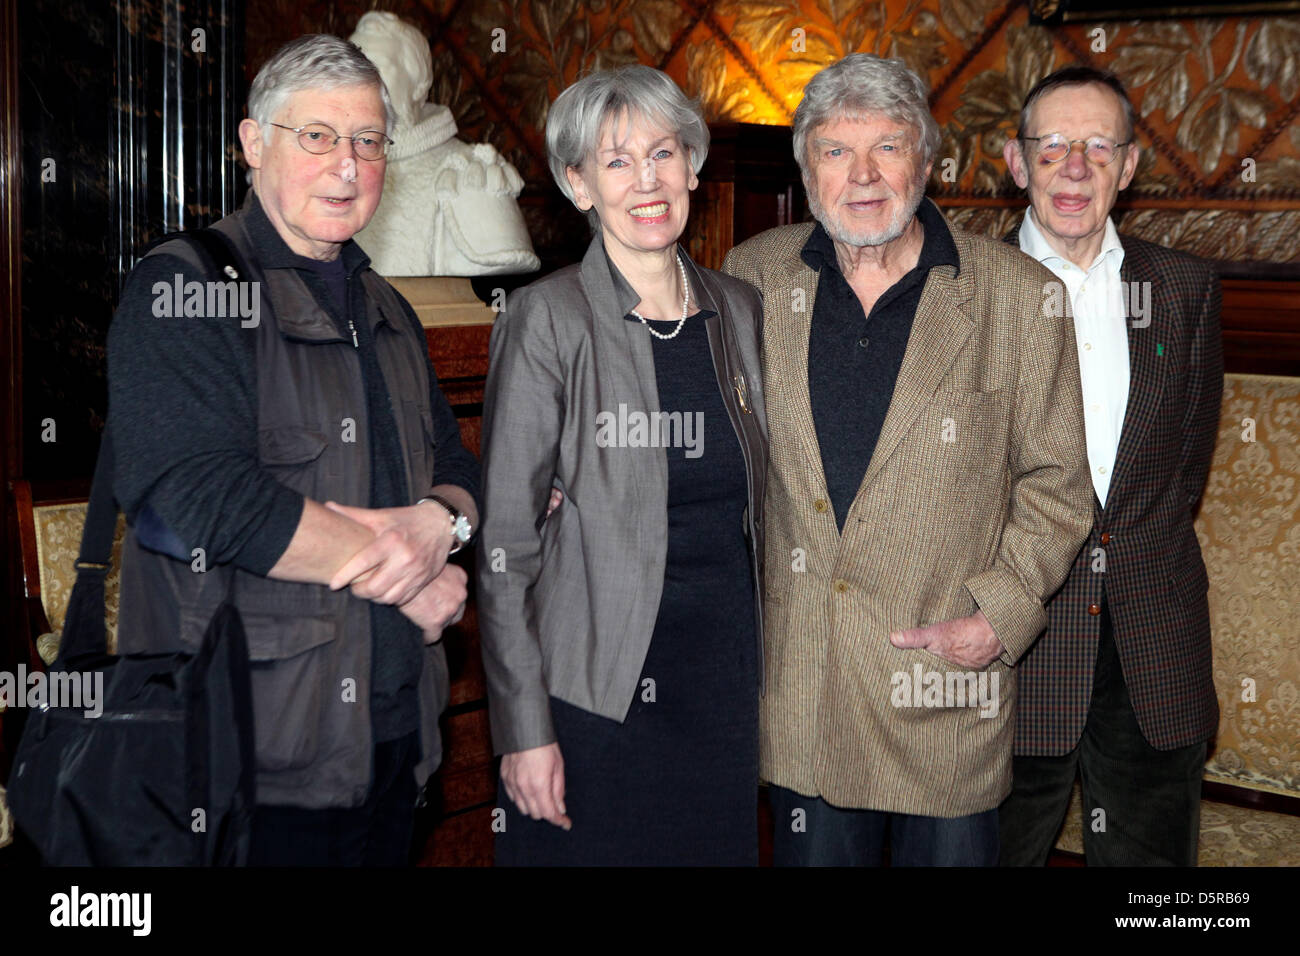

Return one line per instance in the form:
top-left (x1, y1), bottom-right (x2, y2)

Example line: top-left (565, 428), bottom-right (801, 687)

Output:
top-left (453, 515), bottom-right (472, 542)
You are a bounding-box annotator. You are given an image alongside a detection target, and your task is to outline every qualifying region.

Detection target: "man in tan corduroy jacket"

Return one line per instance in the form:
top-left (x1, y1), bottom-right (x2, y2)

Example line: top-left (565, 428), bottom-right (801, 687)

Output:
top-left (723, 54), bottom-right (1093, 865)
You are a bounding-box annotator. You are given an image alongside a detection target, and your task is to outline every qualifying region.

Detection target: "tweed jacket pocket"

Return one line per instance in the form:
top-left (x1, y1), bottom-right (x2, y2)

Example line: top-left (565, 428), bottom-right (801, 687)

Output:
top-left (934, 387), bottom-right (1007, 406)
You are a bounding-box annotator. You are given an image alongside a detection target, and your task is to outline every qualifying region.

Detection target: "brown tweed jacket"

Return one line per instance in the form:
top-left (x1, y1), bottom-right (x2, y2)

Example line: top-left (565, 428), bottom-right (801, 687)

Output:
top-left (1004, 220), bottom-right (1223, 755)
top-left (723, 207), bottom-right (1093, 815)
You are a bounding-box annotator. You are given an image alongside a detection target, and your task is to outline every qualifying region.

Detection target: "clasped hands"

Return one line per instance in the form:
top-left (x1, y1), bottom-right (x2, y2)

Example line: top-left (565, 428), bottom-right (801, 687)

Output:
top-left (323, 500), bottom-right (467, 644)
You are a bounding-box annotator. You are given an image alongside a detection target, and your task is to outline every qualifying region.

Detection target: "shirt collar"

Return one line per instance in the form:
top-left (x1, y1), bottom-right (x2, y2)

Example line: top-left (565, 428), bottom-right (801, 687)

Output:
top-left (1019, 206), bottom-right (1125, 275)
top-left (799, 196), bottom-right (960, 277)
top-left (242, 188), bottom-right (371, 277)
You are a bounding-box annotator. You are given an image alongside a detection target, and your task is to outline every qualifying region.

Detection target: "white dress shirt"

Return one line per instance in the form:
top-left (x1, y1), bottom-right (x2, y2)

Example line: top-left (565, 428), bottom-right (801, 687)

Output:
top-left (1018, 208), bottom-right (1131, 507)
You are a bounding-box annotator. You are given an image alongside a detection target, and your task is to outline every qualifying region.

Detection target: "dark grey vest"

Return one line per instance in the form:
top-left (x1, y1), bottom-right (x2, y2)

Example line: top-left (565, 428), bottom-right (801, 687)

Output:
top-left (116, 205), bottom-right (447, 809)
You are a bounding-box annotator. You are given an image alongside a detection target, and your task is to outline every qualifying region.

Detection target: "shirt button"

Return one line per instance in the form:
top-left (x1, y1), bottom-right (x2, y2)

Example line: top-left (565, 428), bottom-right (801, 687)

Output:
top-left (858, 336), bottom-right (869, 349)
top-left (833, 579), bottom-right (850, 594)
top-left (1083, 342), bottom-right (1093, 351)
top-left (814, 498), bottom-right (829, 513)
top-left (1090, 403), bottom-right (1100, 412)
top-left (1098, 465), bottom-right (1107, 475)
top-left (1088, 604), bottom-right (1102, 616)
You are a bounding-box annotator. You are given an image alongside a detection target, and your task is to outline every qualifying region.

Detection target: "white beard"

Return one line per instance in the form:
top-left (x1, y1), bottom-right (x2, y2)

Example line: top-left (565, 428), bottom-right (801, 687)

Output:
top-left (809, 173), bottom-right (927, 248)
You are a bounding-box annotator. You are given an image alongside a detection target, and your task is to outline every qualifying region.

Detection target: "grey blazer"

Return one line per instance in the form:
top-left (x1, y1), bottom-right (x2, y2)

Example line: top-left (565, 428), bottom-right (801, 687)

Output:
top-left (476, 232), bottom-right (768, 755)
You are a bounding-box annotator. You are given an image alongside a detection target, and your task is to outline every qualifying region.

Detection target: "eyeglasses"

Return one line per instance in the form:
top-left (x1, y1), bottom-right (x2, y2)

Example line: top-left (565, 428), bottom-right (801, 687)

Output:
top-left (1020, 133), bottom-right (1131, 166)
top-left (269, 122), bottom-right (393, 161)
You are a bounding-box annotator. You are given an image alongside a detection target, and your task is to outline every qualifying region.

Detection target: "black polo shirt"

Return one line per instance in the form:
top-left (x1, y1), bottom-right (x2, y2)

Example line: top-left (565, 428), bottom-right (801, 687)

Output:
top-left (803, 198), bottom-right (960, 531)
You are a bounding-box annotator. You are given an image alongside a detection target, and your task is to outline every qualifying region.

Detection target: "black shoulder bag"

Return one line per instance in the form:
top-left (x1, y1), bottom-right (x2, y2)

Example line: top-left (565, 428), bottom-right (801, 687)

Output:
top-left (8, 229), bottom-right (257, 866)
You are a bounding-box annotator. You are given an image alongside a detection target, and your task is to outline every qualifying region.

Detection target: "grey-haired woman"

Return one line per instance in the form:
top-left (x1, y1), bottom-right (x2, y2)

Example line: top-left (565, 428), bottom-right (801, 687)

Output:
top-left (476, 65), bottom-right (768, 865)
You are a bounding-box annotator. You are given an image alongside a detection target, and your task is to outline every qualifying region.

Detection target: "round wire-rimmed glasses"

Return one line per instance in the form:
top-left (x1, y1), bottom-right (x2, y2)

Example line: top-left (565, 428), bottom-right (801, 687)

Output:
top-left (269, 122), bottom-right (393, 160)
top-left (1020, 133), bottom-right (1131, 166)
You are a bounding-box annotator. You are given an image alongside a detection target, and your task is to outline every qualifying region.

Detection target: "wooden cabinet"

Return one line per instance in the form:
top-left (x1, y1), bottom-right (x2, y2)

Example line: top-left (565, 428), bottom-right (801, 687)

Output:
top-left (419, 322), bottom-right (495, 866)
top-left (684, 123), bottom-right (808, 271)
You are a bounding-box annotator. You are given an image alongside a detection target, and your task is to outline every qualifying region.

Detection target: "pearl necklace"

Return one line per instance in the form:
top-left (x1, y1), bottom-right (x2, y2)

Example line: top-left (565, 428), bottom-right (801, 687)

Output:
top-left (630, 254), bottom-right (690, 340)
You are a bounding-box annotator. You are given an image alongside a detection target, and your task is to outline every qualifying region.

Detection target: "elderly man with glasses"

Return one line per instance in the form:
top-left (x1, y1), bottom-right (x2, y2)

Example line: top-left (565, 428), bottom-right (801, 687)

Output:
top-left (998, 66), bottom-right (1224, 866)
top-left (106, 34), bottom-right (480, 865)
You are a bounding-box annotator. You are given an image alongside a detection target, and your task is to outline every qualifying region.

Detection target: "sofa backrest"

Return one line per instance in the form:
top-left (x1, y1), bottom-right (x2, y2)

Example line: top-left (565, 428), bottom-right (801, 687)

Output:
top-left (1198, 373), bottom-right (1300, 798)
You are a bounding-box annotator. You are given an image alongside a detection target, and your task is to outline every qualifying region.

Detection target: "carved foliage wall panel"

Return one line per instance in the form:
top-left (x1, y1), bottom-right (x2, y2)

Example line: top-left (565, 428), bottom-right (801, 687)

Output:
top-left (245, 2), bottom-right (1300, 265)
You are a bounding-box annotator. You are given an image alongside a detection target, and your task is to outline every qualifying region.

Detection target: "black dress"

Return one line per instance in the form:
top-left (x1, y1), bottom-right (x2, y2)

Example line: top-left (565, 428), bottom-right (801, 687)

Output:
top-left (494, 310), bottom-right (759, 866)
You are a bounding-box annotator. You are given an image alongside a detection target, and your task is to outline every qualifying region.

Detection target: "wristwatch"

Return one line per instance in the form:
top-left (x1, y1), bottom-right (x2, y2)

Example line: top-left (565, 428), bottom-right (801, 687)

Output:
top-left (418, 494), bottom-right (473, 554)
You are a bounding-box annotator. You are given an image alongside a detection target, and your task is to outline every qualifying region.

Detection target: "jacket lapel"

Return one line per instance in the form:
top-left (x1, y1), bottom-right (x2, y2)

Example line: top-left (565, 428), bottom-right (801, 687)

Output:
top-left (577, 232), bottom-right (667, 500)
top-left (766, 252), bottom-right (831, 494)
top-left (685, 255), bottom-right (753, 426)
top-left (1105, 240), bottom-right (1166, 508)
top-left (857, 258), bottom-right (973, 496)
top-left (578, 231), bottom-right (661, 410)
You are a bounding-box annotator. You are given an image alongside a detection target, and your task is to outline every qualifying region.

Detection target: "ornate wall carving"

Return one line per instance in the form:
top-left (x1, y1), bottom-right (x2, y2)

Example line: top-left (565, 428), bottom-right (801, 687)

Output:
top-left (247, 1), bottom-right (1300, 265)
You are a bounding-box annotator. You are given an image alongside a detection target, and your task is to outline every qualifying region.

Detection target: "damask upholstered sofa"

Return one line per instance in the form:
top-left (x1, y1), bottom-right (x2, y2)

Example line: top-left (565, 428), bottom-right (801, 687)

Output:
top-left (1055, 373), bottom-right (1300, 865)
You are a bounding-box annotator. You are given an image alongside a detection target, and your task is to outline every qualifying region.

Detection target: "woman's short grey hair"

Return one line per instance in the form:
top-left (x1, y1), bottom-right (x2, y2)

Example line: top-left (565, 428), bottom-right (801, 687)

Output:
top-left (546, 65), bottom-right (709, 226)
top-left (792, 54), bottom-right (940, 178)
top-left (248, 34), bottom-right (397, 137)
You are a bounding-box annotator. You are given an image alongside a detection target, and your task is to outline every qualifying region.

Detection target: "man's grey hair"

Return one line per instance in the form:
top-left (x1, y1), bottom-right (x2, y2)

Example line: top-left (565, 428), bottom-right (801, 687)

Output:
top-left (546, 65), bottom-right (709, 228)
top-left (248, 34), bottom-right (398, 137)
top-left (792, 54), bottom-right (941, 179)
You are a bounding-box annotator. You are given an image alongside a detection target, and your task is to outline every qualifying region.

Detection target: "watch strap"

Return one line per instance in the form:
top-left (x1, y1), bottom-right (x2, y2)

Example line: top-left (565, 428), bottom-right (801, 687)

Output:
top-left (418, 494), bottom-right (472, 552)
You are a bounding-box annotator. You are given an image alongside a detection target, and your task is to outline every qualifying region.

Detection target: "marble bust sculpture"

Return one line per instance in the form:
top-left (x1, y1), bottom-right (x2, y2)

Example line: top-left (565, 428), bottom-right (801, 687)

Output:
top-left (350, 11), bottom-right (539, 277)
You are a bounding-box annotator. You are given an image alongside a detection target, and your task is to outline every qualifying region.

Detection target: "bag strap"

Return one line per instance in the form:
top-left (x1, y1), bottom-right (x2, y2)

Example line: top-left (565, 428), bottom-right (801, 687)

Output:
top-left (139, 224), bottom-right (251, 282)
top-left (184, 226), bottom-right (252, 285)
top-left (56, 425), bottom-right (119, 664)
top-left (74, 426), bottom-right (119, 572)
top-left (62, 228), bottom-right (250, 657)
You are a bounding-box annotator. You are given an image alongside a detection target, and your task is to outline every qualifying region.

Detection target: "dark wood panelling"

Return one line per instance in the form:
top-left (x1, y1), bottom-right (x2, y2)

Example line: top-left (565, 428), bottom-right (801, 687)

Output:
top-left (418, 804), bottom-right (496, 867)
top-left (1221, 279), bottom-right (1300, 376)
top-left (423, 322), bottom-right (495, 862)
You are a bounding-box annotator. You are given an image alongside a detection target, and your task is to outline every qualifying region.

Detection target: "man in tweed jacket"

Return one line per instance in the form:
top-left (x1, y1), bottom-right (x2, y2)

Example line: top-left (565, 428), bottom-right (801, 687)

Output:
top-left (998, 67), bottom-right (1223, 866)
top-left (723, 54), bottom-right (1093, 865)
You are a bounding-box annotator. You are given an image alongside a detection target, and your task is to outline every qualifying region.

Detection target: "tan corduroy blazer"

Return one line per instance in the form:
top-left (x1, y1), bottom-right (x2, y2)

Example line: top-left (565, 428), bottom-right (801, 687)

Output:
top-left (723, 208), bottom-right (1093, 816)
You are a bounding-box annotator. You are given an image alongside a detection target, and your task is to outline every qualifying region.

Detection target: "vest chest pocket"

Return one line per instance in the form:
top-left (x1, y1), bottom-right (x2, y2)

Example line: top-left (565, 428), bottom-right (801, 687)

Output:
top-left (259, 424), bottom-right (329, 464)
top-left (259, 424), bottom-right (331, 495)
